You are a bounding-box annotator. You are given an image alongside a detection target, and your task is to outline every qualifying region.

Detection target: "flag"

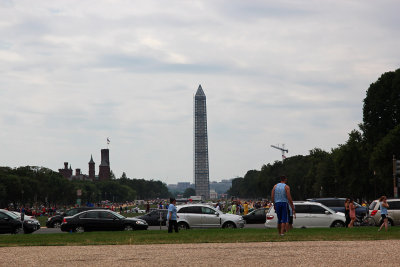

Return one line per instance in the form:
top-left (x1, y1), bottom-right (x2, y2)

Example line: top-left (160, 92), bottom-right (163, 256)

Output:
top-left (107, 138), bottom-right (110, 145)
top-left (282, 154), bottom-right (287, 160)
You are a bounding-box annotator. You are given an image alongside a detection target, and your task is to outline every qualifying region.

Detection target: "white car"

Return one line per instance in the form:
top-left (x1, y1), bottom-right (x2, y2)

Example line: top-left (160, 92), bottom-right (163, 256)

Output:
top-left (176, 204), bottom-right (245, 229)
top-left (265, 201), bottom-right (345, 228)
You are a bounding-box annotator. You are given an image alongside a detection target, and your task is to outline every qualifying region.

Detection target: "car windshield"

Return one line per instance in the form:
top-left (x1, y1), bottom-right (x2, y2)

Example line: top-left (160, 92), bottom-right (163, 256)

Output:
top-left (321, 205), bottom-right (336, 214)
top-left (353, 202), bottom-right (363, 208)
top-left (65, 209), bottom-right (79, 216)
top-left (369, 201), bottom-right (377, 210)
top-left (3, 210), bottom-right (19, 219)
top-left (111, 211), bottom-right (125, 219)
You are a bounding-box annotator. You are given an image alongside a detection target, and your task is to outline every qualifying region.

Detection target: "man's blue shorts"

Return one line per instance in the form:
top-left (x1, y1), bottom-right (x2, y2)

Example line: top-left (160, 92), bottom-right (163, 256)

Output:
top-left (275, 202), bottom-right (289, 224)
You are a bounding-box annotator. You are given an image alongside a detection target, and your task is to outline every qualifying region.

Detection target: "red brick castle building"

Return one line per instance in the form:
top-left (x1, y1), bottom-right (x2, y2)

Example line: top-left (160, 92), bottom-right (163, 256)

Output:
top-left (58, 148), bottom-right (111, 181)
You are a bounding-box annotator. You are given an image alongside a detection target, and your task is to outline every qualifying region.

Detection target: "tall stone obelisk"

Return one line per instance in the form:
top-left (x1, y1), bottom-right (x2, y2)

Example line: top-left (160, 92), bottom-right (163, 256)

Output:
top-left (194, 85), bottom-right (210, 199)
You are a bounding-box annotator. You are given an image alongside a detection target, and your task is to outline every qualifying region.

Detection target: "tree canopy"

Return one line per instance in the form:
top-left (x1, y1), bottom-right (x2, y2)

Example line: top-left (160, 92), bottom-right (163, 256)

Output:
top-left (0, 166), bottom-right (171, 208)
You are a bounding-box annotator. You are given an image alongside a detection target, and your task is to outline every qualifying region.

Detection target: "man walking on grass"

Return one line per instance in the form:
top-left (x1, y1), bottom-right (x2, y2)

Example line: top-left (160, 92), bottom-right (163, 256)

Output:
top-left (271, 175), bottom-right (295, 236)
top-left (167, 198), bottom-right (178, 233)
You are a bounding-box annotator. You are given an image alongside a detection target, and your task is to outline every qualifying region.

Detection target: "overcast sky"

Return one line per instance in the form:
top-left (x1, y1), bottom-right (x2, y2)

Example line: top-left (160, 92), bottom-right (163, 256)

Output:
top-left (1, 1), bottom-right (399, 184)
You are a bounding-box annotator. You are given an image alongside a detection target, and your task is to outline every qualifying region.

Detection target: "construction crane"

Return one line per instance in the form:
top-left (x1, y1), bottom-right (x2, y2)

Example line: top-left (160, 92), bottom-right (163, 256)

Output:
top-left (271, 144), bottom-right (288, 161)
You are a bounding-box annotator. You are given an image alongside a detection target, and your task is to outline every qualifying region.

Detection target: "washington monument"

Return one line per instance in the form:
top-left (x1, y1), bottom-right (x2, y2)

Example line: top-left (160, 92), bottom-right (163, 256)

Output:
top-left (194, 84), bottom-right (210, 199)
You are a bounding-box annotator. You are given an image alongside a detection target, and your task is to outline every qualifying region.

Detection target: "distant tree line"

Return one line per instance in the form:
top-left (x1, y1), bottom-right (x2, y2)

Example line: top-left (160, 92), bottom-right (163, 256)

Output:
top-left (228, 68), bottom-right (400, 201)
top-left (0, 167), bottom-right (171, 208)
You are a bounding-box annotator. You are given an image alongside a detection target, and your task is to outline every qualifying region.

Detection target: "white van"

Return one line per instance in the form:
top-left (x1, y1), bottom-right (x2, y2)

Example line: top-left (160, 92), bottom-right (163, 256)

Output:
top-left (265, 201), bottom-right (345, 228)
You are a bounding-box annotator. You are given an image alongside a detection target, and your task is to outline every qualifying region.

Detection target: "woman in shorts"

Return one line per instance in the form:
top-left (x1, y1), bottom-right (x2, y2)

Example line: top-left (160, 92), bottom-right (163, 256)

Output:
top-left (378, 196), bottom-right (389, 232)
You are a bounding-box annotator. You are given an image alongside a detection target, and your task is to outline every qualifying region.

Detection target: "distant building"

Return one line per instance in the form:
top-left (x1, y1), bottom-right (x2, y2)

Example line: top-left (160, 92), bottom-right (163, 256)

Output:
top-left (177, 182), bottom-right (192, 191)
top-left (59, 162), bottom-right (72, 179)
top-left (209, 189), bottom-right (218, 200)
top-left (98, 149), bottom-right (111, 181)
top-left (58, 148), bottom-right (111, 181)
top-left (194, 85), bottom-right (210, 199)
top-left (88, 155), bottom-right (95, 180)
top-left (167, 182), bottom-right (194, 192)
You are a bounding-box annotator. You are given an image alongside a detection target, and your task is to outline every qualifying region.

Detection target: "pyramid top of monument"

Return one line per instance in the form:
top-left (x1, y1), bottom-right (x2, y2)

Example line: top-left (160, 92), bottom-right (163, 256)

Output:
top-left (195, 84), bottom-right (205, 97)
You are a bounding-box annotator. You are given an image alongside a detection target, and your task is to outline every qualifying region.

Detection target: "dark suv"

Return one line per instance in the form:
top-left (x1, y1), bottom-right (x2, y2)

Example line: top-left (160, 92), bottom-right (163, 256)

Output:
top-left (307, 198), bottom-right (368, 218)
top-left (46, 207), bottom-right (108, 228)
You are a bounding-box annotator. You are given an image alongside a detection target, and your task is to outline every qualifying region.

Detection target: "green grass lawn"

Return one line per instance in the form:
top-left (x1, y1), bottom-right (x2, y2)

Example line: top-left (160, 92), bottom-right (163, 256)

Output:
top-left (36, 216), bottom-right (49, 226)
top-left (1, 227), bottom-right (399, 247)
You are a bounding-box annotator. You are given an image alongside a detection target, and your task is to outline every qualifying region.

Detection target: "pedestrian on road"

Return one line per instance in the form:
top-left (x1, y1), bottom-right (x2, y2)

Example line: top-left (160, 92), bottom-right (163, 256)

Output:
top-left (271, 175), bottom-right (295, 236)
top-left (20, 206), bottom-right (25, 221)
top-left (231, 201), bottom-right (237, 214)
top-left (378, 196), bottom-right (389, 232)
top-left (244, 202), bottom-right (249, 215)
top-left (348, 199), bottom-right (356, 228)
top-left (167, 198), bottom-right (178, 233)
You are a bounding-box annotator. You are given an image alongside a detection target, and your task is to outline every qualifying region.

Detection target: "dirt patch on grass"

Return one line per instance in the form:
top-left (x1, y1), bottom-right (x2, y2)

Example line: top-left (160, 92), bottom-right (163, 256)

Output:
top-left (0, 240), bottom-right (397, 266)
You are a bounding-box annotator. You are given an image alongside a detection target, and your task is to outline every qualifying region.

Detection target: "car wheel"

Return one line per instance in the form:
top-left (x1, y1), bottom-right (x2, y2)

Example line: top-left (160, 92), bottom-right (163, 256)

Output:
top-left (330, 221), bottom-right (345, 228)
top-left (13, 227), bottom-right (23, 234)
top-left (365, 217), bottom-right (376, 226)
top-left (124, 225), bottom-right (133, 231)
top-left (177, 222), bottom-right (189, 230)
top-left (52, 221), bottom-right (61, 228)
top-left (223, 222), bottom-right (236, 229)
top-left (75, 226), bottom-right (85, 233)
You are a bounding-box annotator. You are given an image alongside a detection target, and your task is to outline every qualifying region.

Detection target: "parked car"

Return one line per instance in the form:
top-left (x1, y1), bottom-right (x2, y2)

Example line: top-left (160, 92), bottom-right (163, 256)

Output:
top-left (369, 198), bottom-right (400, 227)
top-left (265, 201), bottom-right (345, 228)
top-left (307, 198), bottom-right (368, 218)
top-left (242, 208), bottom-right (267, 224)
top-left (60, 209), bottom-right (148, 232)
top-left (176, 204), bottom-right (245, 229)
top-left (0, 209), bottom-right (23, 234)
top-left (10, 211), bottom-right (41, 234)
top-left (46, 207), bottom-right (108, 228)
top-left (136, 209), bottom-right (168, 226)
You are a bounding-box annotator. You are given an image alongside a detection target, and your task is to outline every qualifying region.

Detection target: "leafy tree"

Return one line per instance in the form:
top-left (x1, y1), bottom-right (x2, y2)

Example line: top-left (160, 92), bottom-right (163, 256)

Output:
top-left (370, 124), bottom-right (400, 197)
top-left (361, 69), bottom-right (400, 147)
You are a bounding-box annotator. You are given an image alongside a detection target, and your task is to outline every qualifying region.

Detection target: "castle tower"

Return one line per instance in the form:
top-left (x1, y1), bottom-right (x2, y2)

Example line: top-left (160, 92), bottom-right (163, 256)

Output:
top-left (194, 84), bottom-right (210, 199)
top-left (58, 162), bottom-right (73, 179)
top-left (98, 149), bottom-right (111, 180)
top-left (88, 155), bottom-right (95, 180)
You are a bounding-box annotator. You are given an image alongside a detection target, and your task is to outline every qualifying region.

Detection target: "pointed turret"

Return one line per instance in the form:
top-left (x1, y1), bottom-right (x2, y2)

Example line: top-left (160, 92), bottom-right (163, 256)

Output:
top-left (88, 154), bottom-right (95, 180)
top-left (89, 154), bottom-right (95, 164)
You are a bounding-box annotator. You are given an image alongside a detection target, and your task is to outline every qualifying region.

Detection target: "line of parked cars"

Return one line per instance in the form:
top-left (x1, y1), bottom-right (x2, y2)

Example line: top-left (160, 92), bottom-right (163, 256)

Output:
top-left (24, 197), bottom-right (400, 234)
top-left (0, 209), bottom-right (41, 234)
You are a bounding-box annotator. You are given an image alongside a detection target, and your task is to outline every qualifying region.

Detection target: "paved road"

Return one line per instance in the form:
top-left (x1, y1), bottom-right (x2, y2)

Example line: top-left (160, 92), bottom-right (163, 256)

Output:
top-left (1, 240), bottom-right (399, 266)
top-left (34, 223), bottom-right (266, 234)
